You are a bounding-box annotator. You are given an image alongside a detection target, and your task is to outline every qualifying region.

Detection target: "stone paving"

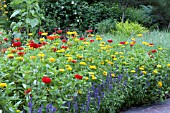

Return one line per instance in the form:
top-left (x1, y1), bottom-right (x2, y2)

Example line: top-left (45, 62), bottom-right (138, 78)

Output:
top-left (122, 99), bottom-right (170, 113)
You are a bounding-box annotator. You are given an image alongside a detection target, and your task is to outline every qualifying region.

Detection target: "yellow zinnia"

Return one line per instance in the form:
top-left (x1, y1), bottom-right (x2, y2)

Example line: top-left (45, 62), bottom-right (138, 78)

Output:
top-left (89, 66), bottom-right (96, 70)
top-left (48, 58), bottom-right (56, 63)
top-left (158, 81), bottom-right (162, 88)
top-left (80, 62), bottom-right (86, 66)
top-left (131, 70), bottom-right (136, 73)
top-left (103, 71), bottom-right (107, 76)
top-left (59, 69), bottom-right (65, 72)
top-left (30, 56), bottom-right (36, 59)
top-left (157, 65), bottom-right (162, 68)
top-left (153, 70), bottom-right (158, 74)
top-left (0, 83), bottom-right (7, 88)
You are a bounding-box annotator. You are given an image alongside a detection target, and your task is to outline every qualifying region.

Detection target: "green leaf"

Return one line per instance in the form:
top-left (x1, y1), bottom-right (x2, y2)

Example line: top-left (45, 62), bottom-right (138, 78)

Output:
top-left (26, 18), bottom-right (39, 28)
top-left (10, 10), bottom-right (21, 18)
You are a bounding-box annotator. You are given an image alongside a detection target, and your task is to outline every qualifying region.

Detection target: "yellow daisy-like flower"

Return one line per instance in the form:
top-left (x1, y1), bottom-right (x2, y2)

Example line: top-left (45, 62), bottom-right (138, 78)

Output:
top-left (103, 71), bottom-right (107, 76)
top-left (131, 70), bottom-right (136, 73)
top-left (30, 56), bottom-right (36, 60)
top-left (28, 33), bottom-right (33, 36)
top-left (158, 81), bottom-right (162, 88)
top-left (142, 42), bottom-right (147, 45)
top-left (125, 42), bottom-right (129, 44)
top-left (137, 34), bottom-right (143, 37)
top-left (38, 53), bottom-right (45, 57)
top-left (59, 69), bottom-right (65, 72)
top-left (142, 71), bottom-right (147, 75)
top-left (106, 50), bottom-right (110, 53)
top-left (101, 47), bottom-right (106, 50)
top-left (108, 61), bottom-right (114, 65)
top-left (122, 62), bottom-right (127, 65)
top-left (153, 70), bottom-right (158, 74)
top-left (65, 65), bottom-right (71, 68)
top-left (89, 66), bottom-right (97, 70)
top-left (139, 67), bottom-right (144, 71)
top-left (7, 54), bottom-right (14, 58)
top-left (113, 58), bottom-right (117, 61)
top-left (111, 73), bottom-right (115, 77)
top-left (96, 35), bottom-right (102, 41)
top-left (4, 4), bottom-right (7, 8)
top-left (39, 38), bottom-right (45, 42)
top-left (16, 57), bottom-right (24, 61)
top-left (16, 110), bottom-right (21, 113)
top-left (67, 67), bottom-right (72, 71)
top-left (92, 75), bottom-right (97, 80)
top-left (85, 77), bottom-right (89, 80)
top-left (167, 64), bottom-right (170, 67)
top-left (157, 65), bottom-right (162, 68)
top-left (48, 58), bottom-right (56, 63)
top-left (0, 83), bottom-right (7, 88)
top-left (83, 42), bottom-right (90, 45)
top-left (67, 57), bottom-right (73, 61)
top-left (78, 46), bottom-right (84, 50)
top-left (41, 32), bottom-right (48, 36)
top-left (80, 62), bottom-right (86, 66)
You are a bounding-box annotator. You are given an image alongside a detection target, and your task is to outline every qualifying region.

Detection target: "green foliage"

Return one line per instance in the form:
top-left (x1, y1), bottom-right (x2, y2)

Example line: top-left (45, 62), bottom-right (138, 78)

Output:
top-left (9, 0), bottom-right (44, 38)
top-left (113, 20), bottom-right (148, 36)
top-left (95, 19), bottom-right (116, 34)
top-left (41, 0), bottom-right (121, 31)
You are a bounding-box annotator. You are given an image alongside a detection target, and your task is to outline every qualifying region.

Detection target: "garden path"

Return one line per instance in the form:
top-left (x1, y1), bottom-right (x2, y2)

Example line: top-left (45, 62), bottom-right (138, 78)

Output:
top-left (122, 98), bottom-right (170, 113)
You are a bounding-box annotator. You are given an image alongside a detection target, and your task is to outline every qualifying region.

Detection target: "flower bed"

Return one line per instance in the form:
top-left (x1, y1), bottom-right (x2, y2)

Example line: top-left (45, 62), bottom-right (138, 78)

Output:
top-left (0, 31), bottom-right (170, 112)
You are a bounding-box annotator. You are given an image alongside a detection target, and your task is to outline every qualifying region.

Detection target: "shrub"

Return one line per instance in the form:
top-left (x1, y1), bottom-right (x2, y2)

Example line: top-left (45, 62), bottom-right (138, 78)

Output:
top-left (113, 20), bottom-right (148, 36)
top-left (95, 19), bottom-right (116, 34)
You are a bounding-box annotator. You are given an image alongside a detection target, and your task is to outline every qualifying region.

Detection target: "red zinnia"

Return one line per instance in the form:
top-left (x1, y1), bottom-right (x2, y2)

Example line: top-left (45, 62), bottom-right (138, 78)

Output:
top-left (13, 42), bottom-right (21, 47)
top-left (42, 76), bottom-right (51, 84)
top-left (4, 38), bottom-right (8, 41)
top-left (108, 39), bottom-right (113, 43)
top-left (62, 39), bottom-right (67, 43)
top-left (151, 50), bottom-right (157, 53)
top-left (57, 30), bottom-right (62, 34)
top-left (53, 48), bottom-right (57, 52)
top-left (38, 32), bottom-right (43, 35)
top-left (17, 52), bottom-right (25, 56)
top-left (74, 74), bottom-right (83, 80)
top-left (120, 41), bottom-right (126, 45)
top-left (86, 29), bottom-right (93, 33)
top-left (79, 37), bottom-right (85, 41)
top-left (61, 45), bottom-right (68, 49)
top-left (72, 60), bottom-right (77, 63)
top-left (17, 47), bottom-right (24, 50)
top-left (90, 39), bottom-right (94, 42)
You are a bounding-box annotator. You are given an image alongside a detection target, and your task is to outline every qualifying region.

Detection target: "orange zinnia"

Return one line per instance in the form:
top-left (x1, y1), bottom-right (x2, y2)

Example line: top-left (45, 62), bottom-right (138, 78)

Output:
top-left (47, 36), bottom-right (55, 40)
top-left (14, 38), bottom-right (20, 41)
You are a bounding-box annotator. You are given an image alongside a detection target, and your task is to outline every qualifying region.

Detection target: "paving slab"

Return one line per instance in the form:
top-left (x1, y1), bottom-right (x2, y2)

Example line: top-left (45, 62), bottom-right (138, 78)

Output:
top-left (122, 99), bottom-right (170, 113)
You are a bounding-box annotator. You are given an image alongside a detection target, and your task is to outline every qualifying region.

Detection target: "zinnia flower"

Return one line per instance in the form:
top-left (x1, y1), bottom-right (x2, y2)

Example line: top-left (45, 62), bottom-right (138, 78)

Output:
top-left (89, 66), bottom-right (96, 70)
top-left (48, 58), bottom-right (56, 63)
top-left (0, 83), bottom-right (7, 88)
top-left (12, 42), bottom-right (21, 47)
top-left (74, 74), bottom-right (83, 80)
top-left (80, 62), bottom-right (86, 66)
top-left (90, 39), bottom-right (94, 42)
top-left (157, 65), bottom-right (162, 68)
top-left (158, 81), bottom-right (162, 88)
top-left (167, 64), bottom-right (170, 67)
top-left (7, 54), bottom-right (14, 59)
top-left (131, 70), bottom-right (136, 73)
top-left (57, 30), bottom-right (62, 34)
top-left (17, 52), bottom-right (25, 56)
top-left (4, 38), bottom-right (8, 41)
top-left (153, 70), bottom-right (158, 74)
top-left (72, 60), bottom-right (77, 63)
top-left (103, 71), bottom-right (107, 76)
top-left (107, 39), bottom-right (113, 43)
top-left (42, 76), bottom-right (51, 84)
top-left (137, 34), bottom-right (143, 37)
top-left (151, 50), bottom-right (157, 53)
top-left (62, 39), bottom-right (67, 43)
